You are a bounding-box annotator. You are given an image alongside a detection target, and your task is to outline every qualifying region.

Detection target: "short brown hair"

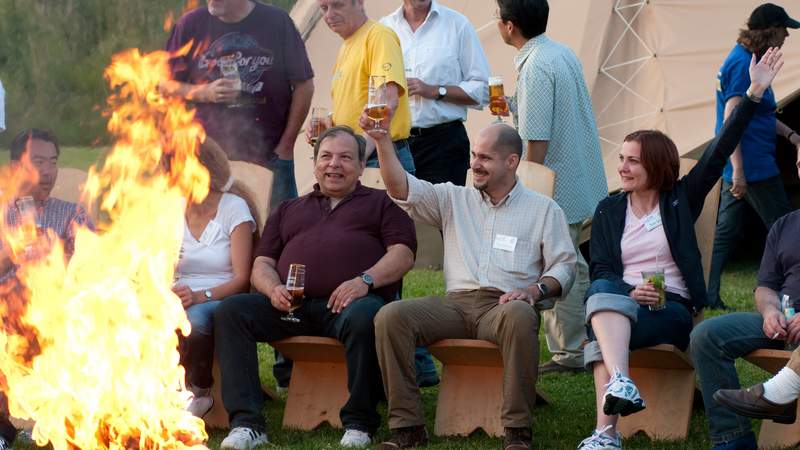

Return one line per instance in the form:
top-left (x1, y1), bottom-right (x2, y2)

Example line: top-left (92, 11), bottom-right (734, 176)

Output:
top-left (623, 130), bottom-right (680, 192)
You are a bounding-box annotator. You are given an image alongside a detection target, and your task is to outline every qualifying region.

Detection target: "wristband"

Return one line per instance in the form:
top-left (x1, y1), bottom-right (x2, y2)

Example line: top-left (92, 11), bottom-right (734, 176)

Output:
top-left (788, 131), bottom-right (797, 143)
top-left (746, 88), bottom-right (762, 103)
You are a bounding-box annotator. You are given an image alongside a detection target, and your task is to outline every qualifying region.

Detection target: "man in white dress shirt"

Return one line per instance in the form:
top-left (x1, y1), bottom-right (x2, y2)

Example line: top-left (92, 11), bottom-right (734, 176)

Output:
top-left (381, 0), bottom-right (489, 186)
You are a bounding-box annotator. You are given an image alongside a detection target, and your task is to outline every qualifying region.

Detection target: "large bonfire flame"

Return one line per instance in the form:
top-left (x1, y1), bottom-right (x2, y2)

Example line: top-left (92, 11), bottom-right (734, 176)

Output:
top-left (0, 47), bottom-right (210, 449)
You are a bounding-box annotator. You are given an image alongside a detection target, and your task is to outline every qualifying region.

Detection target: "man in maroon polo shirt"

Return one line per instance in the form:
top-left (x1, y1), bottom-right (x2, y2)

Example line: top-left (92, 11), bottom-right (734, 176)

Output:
top-left (213, 126), bottom-right (417, 450)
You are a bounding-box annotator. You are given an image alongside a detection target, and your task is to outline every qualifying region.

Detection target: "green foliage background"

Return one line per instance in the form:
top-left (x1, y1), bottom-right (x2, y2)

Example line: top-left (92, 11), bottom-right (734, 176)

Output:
top-left (0, 0), bottom-right (295, 147)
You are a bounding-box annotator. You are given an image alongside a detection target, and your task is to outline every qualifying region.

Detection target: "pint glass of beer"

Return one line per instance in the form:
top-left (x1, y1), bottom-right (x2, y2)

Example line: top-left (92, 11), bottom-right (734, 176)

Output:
top-left (367, 75), bottom-right (388, 132)
top-left (281, 263), bottom-right (306, 323)
top-left (489, 76), bottom-right (509, 122)
top-left (308, 107), bottom-right (329, 146)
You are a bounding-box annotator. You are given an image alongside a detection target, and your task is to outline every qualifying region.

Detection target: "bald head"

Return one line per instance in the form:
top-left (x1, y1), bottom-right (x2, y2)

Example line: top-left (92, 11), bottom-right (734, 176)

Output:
top-left (480, 123), bottom-right (523, 157)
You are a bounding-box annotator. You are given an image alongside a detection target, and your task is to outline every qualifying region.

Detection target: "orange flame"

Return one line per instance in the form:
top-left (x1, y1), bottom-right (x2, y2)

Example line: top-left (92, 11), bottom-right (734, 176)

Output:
top-left (164, 11), bottom-right (175, 32)
top-left (0, 47), bottom-right (210, 449)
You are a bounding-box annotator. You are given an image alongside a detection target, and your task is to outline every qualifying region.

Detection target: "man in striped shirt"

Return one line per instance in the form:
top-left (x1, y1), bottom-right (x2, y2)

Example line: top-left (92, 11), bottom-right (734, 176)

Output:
top-left (0, 129), bottom-right (93, 450)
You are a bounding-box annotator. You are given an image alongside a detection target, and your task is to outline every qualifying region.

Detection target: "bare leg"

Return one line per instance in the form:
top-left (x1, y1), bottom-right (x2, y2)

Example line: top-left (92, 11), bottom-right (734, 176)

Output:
top-left (590, 311), bottom-right (631, 377)
top-left (592, 362), bottom-right (619, 433)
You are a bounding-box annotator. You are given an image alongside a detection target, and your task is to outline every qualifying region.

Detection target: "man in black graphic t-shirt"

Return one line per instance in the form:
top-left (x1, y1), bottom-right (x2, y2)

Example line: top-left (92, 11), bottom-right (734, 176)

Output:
top-left (165, 0), bottom-right (315, 210)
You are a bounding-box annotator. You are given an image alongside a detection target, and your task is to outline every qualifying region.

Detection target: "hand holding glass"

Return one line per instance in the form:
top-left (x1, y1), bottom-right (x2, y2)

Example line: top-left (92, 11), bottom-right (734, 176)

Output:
top-left (642, 269), bottom-right (666, 311)
top-left (281, 264), bottom-right (306, 323)
top-left (367, 75), bottom-right (389, 132)
top-left (219, 57), bottom-right (243, 108)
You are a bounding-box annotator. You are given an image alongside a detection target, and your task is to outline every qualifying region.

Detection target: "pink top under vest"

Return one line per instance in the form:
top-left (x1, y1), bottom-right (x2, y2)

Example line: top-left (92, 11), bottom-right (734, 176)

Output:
top-left (620, 197), bottom-right (690, 299)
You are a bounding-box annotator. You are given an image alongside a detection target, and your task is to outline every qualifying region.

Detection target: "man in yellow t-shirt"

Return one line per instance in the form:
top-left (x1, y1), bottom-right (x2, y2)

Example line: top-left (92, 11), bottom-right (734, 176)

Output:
top-left (316, 0), bottom-right (415, 174)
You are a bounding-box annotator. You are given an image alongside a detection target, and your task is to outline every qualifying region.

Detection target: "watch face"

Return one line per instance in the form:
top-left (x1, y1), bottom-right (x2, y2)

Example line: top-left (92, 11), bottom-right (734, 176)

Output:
top-left (361, 273), bottom-right (374, 286)
top-left (204, 289), bottom-right (213, 299)
top-left (438, 86), bottom-right (447, 96)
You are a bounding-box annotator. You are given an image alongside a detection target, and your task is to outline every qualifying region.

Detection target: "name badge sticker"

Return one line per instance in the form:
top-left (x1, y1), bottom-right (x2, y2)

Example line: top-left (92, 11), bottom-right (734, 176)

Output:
top-left (644, 213), bottom-right (662, 231)
top-left (493, 234), bottom-right (518, 252)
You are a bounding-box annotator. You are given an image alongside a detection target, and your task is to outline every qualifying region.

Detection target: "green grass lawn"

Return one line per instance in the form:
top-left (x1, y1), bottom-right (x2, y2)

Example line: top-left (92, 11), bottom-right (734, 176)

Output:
top-left (10, 148), bottom-right (773, 449)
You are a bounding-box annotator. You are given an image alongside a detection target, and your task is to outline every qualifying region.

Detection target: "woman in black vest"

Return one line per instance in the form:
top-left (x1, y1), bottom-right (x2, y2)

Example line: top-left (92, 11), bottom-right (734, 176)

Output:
top-left (577, 48), bottom-right (783, 450)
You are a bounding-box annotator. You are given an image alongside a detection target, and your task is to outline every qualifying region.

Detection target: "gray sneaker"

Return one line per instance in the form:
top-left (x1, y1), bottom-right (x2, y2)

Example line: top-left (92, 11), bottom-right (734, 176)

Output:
top-left (577, 426), bottom-right (621, 450)
top-left (0, 436), bottom-right (10, 450)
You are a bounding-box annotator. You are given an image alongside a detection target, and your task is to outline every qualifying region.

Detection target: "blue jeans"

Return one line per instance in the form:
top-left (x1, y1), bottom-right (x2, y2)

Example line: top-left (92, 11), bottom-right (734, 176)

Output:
top-left (366, 139), bottom-right (416, 175)
top-left (180, 300), bottom-right (221, 388)
top-left (265, 157), bottom-right (298, 212)
top-left (690, 312), bottom-right (783, 445)
top-left (707, 176), bottom-right (790, 308)
top-left (583, 279), bottom-right (693, 368)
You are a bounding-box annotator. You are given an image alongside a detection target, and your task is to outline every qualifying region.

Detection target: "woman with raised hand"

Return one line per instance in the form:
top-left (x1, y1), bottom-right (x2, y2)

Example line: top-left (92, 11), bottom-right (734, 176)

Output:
top-left (577, 48), bottom-right (784, 450)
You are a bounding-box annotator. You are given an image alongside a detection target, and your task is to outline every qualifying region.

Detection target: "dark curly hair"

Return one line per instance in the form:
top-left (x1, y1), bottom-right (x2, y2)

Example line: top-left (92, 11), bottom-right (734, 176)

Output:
top-left (737, 26), bottom-right (789, 57)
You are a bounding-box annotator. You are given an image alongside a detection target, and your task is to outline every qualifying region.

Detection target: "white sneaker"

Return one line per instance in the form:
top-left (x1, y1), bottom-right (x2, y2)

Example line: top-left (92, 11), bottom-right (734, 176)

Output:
top-left (220, 427), bottom-right (268, 450)
top-left (603, 367), bottom-right (645, 416)
top-left (577, 426), bottom-right (622, 450)
top-left (186, 384), bottom-right (213, 418)
top-left (0, 436), bottom-right (9, 450)
top-left (339, 429), bottom-right (371, 448)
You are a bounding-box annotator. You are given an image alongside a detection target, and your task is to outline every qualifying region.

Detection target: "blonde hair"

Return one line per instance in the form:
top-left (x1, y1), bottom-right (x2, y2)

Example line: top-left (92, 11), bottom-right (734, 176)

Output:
top-left (198, 137), bottom-right (262, 231)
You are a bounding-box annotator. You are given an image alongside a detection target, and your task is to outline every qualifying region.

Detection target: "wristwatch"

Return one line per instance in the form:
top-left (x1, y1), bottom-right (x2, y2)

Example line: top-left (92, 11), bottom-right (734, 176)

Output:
top-left (204, 289), bottom-right (213, 301)
top-left (436, 86), bottom-right (447, 101)
top-left (534, 282), bottom-right (549, 300)
top-left (359, 273), bottom-right (374, 289)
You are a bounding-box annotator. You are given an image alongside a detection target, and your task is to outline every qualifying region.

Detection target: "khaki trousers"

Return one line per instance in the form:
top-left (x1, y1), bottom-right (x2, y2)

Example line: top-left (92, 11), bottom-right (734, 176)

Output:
top-left (542, 222), bottom-right (589, 368)
top-left (374, 288), bottom-right (539, 429)
top-left (789, 346), bottom-right (800, 374)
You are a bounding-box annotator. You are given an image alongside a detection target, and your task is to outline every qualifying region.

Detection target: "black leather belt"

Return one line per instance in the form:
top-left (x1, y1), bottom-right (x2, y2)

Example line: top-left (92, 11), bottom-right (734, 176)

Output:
top-left (409, 120), bottom-right (462, 137)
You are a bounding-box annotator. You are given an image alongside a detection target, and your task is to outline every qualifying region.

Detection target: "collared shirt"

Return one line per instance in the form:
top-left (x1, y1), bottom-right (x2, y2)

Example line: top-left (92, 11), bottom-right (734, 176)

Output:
top-left (256, 182), bottom-right (416, 302)
top-left (512, 34), bottom-right (607, 224)
top-left (1, 197), bottom-right (94, 282)
top-left (392, 174), bottom-right (576, 295)
top-left (380, 1), bottom-right (489, 128)
top-left (331, 20), bottom-right (412, 141)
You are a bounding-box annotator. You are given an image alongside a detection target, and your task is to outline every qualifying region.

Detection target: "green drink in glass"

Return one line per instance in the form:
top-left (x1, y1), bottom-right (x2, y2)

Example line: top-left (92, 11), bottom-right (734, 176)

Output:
top-left (642, 269), bottom-right (666, 311)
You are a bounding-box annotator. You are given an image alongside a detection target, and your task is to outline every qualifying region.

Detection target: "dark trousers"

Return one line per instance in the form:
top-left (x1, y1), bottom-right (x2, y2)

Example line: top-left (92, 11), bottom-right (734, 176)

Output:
top-left (408, 121), bottom-right (470, 186)
top-left (0, 392), bottom-right (16, 444)
top-left (708, 176), bottom-right (791, 307)
top-left (214, 293), bottom-right (386, 433)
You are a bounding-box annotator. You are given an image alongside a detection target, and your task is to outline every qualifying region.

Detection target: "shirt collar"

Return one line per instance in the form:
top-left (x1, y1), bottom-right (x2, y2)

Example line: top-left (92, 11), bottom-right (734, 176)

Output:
top-left (477, 178), bottom-right (523, 207)
top-left (346, 19), bottom-right (375, 43)
top-left (391, 1), bottom-right (441, 28)
top-left (310, 181), bottom-right (370, 199)
top-left (514, 33), bottom-right (549, 71)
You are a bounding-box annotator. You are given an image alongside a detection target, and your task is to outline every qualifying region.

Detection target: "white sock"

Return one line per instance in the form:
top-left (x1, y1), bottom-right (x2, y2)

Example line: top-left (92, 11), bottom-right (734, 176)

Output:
top-left (763, 367), bottom-right (800, 404)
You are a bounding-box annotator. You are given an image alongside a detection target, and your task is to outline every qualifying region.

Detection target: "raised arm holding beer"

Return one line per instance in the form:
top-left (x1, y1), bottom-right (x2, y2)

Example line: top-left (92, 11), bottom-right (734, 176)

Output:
top-left (360, 104), bottom-right (576, 450)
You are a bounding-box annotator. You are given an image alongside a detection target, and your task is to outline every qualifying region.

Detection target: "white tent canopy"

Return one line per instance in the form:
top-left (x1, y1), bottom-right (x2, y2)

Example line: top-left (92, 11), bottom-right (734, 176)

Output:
top-left (290, 0), bottom-right (800, 194)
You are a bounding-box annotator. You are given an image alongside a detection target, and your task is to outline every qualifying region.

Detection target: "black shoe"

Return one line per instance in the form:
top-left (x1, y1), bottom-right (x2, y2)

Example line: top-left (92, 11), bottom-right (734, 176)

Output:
top-left (538, 359), bottom-right (586, 375)
top-left (375, 425), bottom-right (429, 449)
top-left (713, 383), bottom-right (797, 424)
top-left (504, 427), bottom-right (532, 450)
